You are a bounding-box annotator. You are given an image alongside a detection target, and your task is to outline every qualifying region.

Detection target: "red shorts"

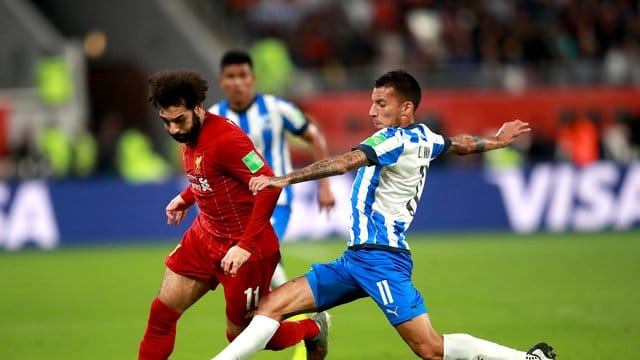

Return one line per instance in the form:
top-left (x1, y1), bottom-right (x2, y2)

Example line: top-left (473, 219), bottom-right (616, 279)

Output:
top-left (165, 217), bottom-right (281, 326)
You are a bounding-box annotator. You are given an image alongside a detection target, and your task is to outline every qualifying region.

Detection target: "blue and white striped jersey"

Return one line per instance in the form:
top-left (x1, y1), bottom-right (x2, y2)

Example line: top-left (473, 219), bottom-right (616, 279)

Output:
top-left (349, 123), bottom-right (450, 253)
top-left (208, 94), bottom-right (308, 207)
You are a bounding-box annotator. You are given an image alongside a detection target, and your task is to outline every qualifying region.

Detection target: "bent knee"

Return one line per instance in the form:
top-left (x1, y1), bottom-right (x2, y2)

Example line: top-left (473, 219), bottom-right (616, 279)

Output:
top-left (409, 338), bottom-right (444, 360)
top-left (255, 297), bottom-right (288, 321)
top-left (409, 344), bottom-right (442, 360)
top-left (225, 322), bottom-right (245, 341)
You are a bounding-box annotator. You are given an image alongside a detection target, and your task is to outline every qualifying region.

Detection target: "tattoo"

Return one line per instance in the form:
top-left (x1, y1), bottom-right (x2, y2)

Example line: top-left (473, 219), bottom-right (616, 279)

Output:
top-left (286, 151), bottom-right (369, 184)
top-left (472, 135), bottom-right (485, 152)
top-left (449, 134), bottom-right (492, 155)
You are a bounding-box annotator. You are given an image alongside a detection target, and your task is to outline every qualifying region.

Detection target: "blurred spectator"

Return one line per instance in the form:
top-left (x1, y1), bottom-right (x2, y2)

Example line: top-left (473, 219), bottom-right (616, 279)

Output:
top-left (555, 109), bottom-right (600, 167)
top-left (93, 111), bottom-right (170, 182)
top-left (226, 0), bottom-right (640, 89)
top-left (11, 125), bottom-right (45, 179)
top-left (37, 120), bottom-right (74, 178)
top-left (116, 125), bottom-right (171, 184)
top-left (39, 125), bottom-right (98, 179)
top-left (73, 130), bottom-right (97, 178)
top-left (602, 108), bottom-right (638, 163)
top-left (250, 37), bottom-right (294, 95)
top-left (95, 112), bottom-right (124, 176)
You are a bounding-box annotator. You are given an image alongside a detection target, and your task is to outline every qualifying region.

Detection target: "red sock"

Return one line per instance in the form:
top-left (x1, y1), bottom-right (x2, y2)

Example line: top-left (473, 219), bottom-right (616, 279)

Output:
top-left (225, 328), bottom-right (236, 343)
top-left (138, 297), bottom-right (182, 360)
top-left (265, 318), bottom-right (320, 350)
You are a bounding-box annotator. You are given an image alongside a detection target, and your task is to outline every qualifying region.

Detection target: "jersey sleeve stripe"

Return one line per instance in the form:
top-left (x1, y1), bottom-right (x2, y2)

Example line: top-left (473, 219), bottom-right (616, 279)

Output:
top-left (353, 144), bottom-right (379, 165)
top-left (218, 101), bottom-right (228, 118)
top-left (276, 97), bottom-right (307, 132)
top-left (238, 111), bottom-right (250, 134)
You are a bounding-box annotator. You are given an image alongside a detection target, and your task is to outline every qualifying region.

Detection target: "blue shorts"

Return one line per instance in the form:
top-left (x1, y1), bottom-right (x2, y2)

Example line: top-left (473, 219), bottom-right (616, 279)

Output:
top-left (270, 205), bottom-right (291, 241)
top-left (305, 248), bottom-right (427, 326)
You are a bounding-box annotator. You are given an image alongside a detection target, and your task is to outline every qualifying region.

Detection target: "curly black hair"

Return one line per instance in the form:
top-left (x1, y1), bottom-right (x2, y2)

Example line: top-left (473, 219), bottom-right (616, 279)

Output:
top-left (148, 70), bottom-right (208, 110)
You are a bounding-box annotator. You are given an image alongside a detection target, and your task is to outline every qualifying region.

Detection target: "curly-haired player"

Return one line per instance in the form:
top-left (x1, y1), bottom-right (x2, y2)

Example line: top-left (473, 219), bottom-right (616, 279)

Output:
top-left (138, 70), bottom-right (328, 360)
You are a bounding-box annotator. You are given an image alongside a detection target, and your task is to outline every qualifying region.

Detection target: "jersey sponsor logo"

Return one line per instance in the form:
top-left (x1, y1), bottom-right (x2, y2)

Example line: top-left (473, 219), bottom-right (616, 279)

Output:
top-left (242, 150), bottom-right (265, 173)
top-left (187, 174), bottom-right (212, 192)
top-left (0, 181), bottom-right (60, 250)
top-left (487, 162), bottom-right (640, 232)
top-left (364, 134), bottom-right (386, 147)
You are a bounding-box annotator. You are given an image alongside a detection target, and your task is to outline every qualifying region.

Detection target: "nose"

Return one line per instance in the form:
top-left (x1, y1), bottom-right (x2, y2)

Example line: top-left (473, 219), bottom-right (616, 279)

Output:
top-left (368, 104), bottom-right (377, 118)
top-left (168, 123), bottom-right (180, 134)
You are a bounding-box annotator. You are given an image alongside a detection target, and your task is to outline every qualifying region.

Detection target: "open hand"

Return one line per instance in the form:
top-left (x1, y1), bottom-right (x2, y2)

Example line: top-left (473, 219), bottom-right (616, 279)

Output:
top-left (165, 194), bottom-right (191, 225)
top-left (495, 119), bottom-right (531, 145)
top-left (249, 175), bottom-right (289, 195)
top-left (220, 245), bottom-right (251, 276)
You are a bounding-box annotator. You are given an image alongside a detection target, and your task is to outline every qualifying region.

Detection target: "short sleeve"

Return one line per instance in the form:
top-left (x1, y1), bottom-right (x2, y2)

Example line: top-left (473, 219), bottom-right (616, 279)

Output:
top-left (352, 128), bottom-right (404, 166)
top-left (276, 97), bottom-right (308, 135)
top-left (423, 126), bottom-right (450, 160)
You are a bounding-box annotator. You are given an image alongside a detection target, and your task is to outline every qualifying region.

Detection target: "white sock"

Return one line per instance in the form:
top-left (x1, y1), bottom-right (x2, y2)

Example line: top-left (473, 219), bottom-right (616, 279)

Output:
top-left (270, 262), bottom-right (288, 289)
top-left (212, 315), bottom-right (280, 360)
top-left (443, 333), bottom-right (527, 360)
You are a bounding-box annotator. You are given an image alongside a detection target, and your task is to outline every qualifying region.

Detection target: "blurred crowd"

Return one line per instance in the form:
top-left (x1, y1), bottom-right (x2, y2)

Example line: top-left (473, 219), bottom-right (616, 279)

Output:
top-left (1, 103), bottom-right (639, 182)
top-left (228, 0), bottom-right (640, 87)
top-left (480, 107), bottom-right (640, 170)
top-left (2, 0), bottom-right (640, 182)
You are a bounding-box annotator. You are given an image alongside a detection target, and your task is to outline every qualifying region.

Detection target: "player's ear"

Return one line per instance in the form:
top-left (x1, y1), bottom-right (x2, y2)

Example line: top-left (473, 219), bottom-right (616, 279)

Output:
top-left (194, 104), bottom-right (205, 118)
top-left (401, 101), bottom-right (413, 117)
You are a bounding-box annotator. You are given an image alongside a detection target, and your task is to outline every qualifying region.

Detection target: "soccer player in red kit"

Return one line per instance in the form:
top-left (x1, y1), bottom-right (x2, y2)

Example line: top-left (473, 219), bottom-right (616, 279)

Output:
top-left (139, 70), bottom-right (328, 360)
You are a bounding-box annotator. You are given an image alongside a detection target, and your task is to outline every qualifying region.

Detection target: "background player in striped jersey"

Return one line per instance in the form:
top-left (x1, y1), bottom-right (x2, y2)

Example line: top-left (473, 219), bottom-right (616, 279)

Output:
top-left (212, 70), bottom-right (556, 360)
top-left (139, 70), bottom-right (328, 360)
top-left (209, 50), bottom-right (336, 289)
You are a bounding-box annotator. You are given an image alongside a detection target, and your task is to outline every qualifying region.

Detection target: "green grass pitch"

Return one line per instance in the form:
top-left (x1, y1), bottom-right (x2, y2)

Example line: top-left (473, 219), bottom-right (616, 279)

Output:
top-left (1, 231), bottom-right (638, 359)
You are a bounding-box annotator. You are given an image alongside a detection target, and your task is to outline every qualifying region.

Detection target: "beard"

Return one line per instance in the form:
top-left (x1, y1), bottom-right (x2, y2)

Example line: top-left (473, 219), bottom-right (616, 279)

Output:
top-left (170, 111), bottom-right (202, 144)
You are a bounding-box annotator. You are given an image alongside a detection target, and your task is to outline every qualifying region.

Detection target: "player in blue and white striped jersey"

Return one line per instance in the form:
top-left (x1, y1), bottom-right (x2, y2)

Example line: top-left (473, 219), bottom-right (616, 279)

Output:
top-left (347, 122), bottom-right (447, 252)
top-left (213, 70), bottom-right (556, 360)
top-left (209, 50), bottom-right (336, 289)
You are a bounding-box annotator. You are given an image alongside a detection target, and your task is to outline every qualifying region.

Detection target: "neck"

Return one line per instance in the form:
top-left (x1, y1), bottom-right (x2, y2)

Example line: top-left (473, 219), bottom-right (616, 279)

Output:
top-left (229, 94), bottom-right (255, 112)
top-left (399, 118), bottom-right (415, 128)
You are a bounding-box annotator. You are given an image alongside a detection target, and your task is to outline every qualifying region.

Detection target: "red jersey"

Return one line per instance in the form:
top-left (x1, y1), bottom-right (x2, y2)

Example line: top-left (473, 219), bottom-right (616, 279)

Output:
top-left (179, 112), bottom-right (281, 258)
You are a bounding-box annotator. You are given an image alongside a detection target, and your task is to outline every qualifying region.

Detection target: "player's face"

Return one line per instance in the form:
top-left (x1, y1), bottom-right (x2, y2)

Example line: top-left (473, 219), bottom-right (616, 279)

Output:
top-left (219, 63), bottom-right (255, 109)
top-left (369, 86), bottom-right (412, 129)
top-left (159, 104), bottom-right (204, 144)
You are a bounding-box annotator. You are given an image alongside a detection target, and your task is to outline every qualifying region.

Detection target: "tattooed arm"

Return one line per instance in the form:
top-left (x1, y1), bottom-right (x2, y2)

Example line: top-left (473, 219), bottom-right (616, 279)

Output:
top-left (446, 119), bottom-right (531, 155)
top-left (249, 150), bottom-right (370, 194)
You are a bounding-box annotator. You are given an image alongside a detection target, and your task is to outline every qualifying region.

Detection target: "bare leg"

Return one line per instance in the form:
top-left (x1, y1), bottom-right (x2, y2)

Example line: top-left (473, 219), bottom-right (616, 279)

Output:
top-left (396, 313), bottom-right (540, 360)
top-left (157, 267), bottom-right (210, 311)
top-left (257, 276), bottom-right (318, 319)
top-left (395, 314), bottom-right (444, 360)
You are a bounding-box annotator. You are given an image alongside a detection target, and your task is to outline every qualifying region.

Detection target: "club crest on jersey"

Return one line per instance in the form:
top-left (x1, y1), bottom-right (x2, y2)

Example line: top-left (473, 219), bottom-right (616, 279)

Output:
top-left (194, 155), bottom-right (203, 174)
top-left (242, 150), bottom-right (265, 173)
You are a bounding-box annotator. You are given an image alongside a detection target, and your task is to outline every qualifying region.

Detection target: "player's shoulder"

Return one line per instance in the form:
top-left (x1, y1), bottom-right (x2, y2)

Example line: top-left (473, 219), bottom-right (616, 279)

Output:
top-left (261, 93), bottom-right (300, 110)
top-left (200, 113), bottom-right (242, 140)
top-left (207, 103), bottom-right (220, 114)
top-left (404, 123), bottom-right (443, 140)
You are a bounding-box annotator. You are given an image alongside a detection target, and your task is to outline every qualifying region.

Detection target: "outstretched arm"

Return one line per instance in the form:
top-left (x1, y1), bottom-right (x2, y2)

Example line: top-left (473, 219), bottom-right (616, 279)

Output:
top-left (446, 119), bottom-right (530, 155)
top-left (250, 150), bottom-right (370, 194)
